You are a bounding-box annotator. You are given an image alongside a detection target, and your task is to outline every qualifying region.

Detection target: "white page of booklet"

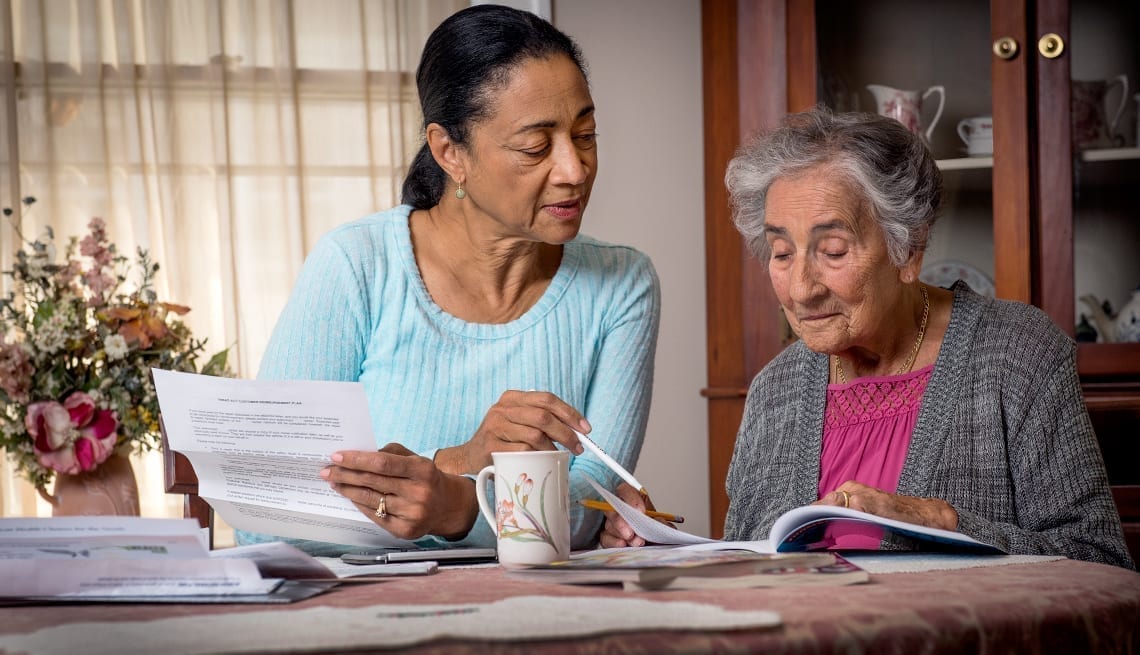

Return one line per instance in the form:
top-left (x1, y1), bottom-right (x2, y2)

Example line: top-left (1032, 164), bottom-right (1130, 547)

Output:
top-left (584, 476), bottom-right (718, 546)
top-left (583, 477), bottom-right (782, 553)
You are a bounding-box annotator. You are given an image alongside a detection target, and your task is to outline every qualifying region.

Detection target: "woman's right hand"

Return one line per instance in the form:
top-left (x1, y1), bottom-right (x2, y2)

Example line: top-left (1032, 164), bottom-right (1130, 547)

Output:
top-left (434, 390), bottom-right (588, 475)
top-left (599, 482), bottom-right (652, 548)
top-left (322, 443), bottom-right (479, 540)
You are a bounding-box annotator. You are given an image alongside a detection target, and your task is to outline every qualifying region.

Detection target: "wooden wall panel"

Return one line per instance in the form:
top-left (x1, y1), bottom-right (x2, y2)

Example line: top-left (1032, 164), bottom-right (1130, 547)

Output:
top-left (701, 0), bottom-right (744, 538)
top-left (701, 0), bottom-right (790, 538)
top-left (990, 0), bottom-right (1034, 304)
top-left (785, 0), bottom-right (816, 112)
top-left (1034, 0), bottom-right (1073, 333)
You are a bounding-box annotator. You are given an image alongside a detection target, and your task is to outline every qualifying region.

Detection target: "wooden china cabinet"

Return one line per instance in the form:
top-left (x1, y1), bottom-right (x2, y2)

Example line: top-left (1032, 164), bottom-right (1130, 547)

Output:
top-left (701, 0), bottom-right (1140, 559)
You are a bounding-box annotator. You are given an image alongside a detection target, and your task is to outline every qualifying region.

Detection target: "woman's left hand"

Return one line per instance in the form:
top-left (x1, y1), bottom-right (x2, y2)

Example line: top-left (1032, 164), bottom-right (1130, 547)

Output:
top-left (816, 480), bottom-right (959, 531)
top-left (598, 482), bottom-right (653, 548)
top-left (321, 442), bottom-right (479, 541)
top-left (434, 390), bottom-right (588, 476)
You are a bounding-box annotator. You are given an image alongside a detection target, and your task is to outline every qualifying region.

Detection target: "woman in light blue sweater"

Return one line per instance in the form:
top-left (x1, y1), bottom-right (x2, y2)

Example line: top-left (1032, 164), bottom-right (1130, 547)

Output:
top-left (238, 5), bottom-right (659, 555)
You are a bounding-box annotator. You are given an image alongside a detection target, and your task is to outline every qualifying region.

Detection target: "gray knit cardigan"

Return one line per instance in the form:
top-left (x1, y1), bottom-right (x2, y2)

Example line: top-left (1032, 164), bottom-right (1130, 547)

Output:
top-left (723, 282), bottom-right (1133, 569)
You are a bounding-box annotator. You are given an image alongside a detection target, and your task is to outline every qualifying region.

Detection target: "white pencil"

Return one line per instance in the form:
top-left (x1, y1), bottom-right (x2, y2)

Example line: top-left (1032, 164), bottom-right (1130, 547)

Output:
top-left (573, 430), bottom-right (647, 495)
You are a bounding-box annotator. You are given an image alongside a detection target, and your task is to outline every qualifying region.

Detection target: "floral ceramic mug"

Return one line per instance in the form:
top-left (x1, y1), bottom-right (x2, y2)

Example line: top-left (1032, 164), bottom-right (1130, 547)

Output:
top-left (475, 450), bottom-right (571, 566)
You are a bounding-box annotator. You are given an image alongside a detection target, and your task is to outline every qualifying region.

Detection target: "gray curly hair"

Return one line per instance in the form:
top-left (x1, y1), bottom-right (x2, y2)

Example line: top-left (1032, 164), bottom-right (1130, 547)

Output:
top-left (725, 106), bottom-right (942, 266)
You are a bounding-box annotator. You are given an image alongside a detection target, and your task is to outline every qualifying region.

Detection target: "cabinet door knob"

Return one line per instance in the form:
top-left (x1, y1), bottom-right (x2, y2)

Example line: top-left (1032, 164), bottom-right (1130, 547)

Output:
top-left (1037, 33), bottom-right (1065, 59)
top-left (993, 36), bottom-right (1019, 60)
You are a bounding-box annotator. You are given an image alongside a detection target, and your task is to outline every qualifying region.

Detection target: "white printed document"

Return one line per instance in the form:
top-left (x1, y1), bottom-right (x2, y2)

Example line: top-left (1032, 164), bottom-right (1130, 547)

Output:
top-left (153, 369), bottom-right (415, 548)
top-left (0, 517), bottom-right (276, 598)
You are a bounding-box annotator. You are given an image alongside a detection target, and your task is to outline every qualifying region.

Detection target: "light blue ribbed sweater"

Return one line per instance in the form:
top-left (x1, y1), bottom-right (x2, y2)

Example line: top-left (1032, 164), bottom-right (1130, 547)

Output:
top-left (236, 205), bottom-right (660, 555)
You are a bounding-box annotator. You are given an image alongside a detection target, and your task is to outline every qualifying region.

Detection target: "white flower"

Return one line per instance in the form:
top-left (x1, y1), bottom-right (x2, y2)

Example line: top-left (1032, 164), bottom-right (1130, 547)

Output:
top-left (25, 258), bottom-right (47, 280)
top-left (32, 319), bottom-right (68, 353)
top-left (104, 334), bottom-right (129, 360)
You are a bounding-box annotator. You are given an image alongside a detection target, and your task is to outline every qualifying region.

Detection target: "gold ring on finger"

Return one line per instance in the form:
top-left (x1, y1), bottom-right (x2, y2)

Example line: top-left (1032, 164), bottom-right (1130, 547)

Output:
top-left (375, 494), bottom-right (387, 519)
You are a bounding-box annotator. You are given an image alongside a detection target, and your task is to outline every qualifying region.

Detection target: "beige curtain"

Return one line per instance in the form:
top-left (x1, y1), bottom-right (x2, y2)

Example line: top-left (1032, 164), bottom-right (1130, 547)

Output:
top-left (0, 0), bottom-right (465, 525)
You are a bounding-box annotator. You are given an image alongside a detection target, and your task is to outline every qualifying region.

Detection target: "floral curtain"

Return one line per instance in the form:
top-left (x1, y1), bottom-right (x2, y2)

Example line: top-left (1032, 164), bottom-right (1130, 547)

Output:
top-left (0, 0), bottom-right (465, 524)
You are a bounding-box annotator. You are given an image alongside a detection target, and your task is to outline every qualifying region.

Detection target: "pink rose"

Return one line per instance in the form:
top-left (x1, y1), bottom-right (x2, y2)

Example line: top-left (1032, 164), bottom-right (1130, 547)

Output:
top-left (26, 391), bottom-right (119, 475)
top-left (64, 392), bottom-right (96, 427)
top-left (26, 401), bottom-right (72, 452)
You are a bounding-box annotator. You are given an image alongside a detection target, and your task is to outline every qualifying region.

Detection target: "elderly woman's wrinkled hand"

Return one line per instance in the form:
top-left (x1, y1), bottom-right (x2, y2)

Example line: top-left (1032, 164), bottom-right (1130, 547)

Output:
top-left (434, 390), bottom-right (589, 475)
top-left (815, 480), bottom-right (959, 531)
top-left (599, 482), bottom-right (657, 548)
top-left (321, 443), bottom-right (478, 540)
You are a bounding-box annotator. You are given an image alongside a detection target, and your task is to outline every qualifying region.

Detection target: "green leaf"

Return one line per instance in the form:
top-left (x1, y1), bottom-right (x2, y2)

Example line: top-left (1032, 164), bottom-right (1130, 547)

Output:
top-left (201, 348), bottom-right (230, 376)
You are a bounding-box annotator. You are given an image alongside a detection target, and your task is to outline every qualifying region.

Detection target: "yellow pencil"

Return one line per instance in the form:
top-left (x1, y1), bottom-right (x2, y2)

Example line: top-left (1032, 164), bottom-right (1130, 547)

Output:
top-left (578, 499), bottom-right (685, 524)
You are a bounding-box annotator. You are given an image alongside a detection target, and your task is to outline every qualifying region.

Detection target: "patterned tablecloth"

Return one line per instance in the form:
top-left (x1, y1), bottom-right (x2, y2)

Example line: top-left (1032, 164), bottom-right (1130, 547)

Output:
top-left (1, 558), bottom-right (1138, 654)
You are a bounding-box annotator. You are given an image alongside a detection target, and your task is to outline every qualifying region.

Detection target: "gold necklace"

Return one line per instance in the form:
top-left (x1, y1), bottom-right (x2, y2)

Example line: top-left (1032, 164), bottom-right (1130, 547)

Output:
top-left (834, 284), bottom-right (929, 384)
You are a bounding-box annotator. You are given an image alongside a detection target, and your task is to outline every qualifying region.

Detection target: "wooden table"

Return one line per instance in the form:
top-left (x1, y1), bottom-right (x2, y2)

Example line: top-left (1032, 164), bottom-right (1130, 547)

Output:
top-left (1, 558), bottom-right (1138, 654)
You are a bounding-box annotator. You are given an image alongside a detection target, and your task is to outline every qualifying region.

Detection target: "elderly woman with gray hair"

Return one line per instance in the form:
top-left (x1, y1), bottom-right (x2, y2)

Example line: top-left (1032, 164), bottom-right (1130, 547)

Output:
top-left (601, 107), bottom-right (1132, 569)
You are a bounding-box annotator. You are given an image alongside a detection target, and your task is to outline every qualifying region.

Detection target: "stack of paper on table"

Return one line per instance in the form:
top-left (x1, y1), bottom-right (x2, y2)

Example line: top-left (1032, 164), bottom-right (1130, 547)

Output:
top-left (507, 546), bottom-right (868, 590)
top-left (0, 517), bottom-right (425, 604)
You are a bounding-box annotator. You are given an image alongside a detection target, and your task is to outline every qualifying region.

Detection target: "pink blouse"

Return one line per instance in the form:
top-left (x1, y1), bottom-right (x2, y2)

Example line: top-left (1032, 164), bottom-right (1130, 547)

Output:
top-left (817, 364), bottom-right (933, 549)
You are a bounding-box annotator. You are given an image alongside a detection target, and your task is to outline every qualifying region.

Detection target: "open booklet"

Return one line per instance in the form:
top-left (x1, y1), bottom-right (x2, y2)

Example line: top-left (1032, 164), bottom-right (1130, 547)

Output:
top-left (586, 477), bottom-right (1003, 555)
top-left (153, 369), bottom-right (417, 549)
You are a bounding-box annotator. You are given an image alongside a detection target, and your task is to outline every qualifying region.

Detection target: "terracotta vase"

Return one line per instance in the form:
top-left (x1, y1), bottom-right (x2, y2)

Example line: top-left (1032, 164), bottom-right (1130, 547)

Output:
top-left (40, 453), bottom-right (141, 516)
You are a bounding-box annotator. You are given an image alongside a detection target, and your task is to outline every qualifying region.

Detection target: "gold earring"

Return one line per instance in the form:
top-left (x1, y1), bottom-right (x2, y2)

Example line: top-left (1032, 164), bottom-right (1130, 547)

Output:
top-left (455, 182), bottom-right (466, 200)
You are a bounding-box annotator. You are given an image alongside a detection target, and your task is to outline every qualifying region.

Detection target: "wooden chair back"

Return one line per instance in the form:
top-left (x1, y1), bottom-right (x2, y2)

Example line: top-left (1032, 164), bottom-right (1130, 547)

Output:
top-left (159, 417), bottom-right (214, 548)
top-left (1086, 392), bottom-right (1140, 565)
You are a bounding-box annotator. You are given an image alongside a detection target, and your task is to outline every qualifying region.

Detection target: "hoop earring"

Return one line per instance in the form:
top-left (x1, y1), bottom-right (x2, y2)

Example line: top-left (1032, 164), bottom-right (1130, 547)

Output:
top-left (455, 182), bottom-right (466, 200)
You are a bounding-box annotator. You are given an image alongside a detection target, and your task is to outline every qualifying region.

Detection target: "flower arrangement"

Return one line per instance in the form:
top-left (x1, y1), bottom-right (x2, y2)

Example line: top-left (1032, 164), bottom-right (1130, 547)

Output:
top-left (0, 197), bottom-right (229, 491)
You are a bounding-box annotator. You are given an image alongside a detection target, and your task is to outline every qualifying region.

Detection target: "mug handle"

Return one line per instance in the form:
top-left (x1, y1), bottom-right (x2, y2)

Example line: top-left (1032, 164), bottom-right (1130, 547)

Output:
top-left (474, 465), bottom-right (498, 531)
top-left (922, 86), bottom-right (946, 143)
top-left (956, 119), bottom-right (971, 147)
top-left (1106, 75), bottom-right (1129, 134)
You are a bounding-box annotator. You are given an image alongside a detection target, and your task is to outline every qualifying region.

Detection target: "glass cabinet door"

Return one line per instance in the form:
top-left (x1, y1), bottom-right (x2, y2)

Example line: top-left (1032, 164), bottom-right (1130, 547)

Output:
top-left (1069, 2), bottom-right (1140, 349)
top-left (814, 0), bottom-right (999, 301)
top-left (1065, 1), bottom-right (1140, 495)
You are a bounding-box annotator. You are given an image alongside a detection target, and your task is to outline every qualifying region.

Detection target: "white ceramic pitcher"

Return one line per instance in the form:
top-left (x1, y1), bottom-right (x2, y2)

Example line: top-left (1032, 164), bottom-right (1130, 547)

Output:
top-left (866, 84), bottom-right (945, 143)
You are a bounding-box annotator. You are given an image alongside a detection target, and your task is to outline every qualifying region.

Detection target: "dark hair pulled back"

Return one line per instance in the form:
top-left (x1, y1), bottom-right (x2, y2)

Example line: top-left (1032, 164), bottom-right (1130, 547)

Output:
top-left (400, 5), bottom-right (587, 209)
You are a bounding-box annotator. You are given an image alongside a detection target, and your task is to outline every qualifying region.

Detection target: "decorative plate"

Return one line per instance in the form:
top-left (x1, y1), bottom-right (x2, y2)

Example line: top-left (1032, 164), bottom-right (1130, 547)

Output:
top-left (920, 260), bottom-right (995, 297)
